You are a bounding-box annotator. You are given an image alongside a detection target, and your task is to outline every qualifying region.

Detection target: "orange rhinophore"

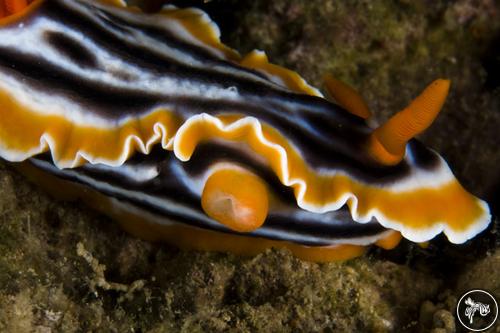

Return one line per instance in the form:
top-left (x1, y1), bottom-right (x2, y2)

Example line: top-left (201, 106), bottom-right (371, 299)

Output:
top-left (369, 79), bottom-right (451, 165)
top-left (323, 74), bottom-right (372, 119)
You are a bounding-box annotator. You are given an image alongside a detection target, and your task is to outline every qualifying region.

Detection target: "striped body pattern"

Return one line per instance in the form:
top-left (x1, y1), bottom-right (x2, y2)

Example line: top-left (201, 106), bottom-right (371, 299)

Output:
top-left (0, 0), bottom-right (491, 261)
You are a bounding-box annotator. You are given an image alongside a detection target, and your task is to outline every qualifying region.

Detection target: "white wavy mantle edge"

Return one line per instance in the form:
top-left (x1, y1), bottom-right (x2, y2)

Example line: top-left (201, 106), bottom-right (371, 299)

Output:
top-left (173, 114), bottom-right (492, 244)
top-left (0, 113), bottom-right (491, 244)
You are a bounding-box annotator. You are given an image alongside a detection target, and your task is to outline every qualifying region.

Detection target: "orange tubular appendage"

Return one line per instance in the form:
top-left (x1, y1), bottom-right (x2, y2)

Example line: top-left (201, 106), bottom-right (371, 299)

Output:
top-left (369, 79), bottom-right (451, 165)
top-left (201, 168), bottom-right (269, 233)
top-left (323, 74), bottom-right (372, 119)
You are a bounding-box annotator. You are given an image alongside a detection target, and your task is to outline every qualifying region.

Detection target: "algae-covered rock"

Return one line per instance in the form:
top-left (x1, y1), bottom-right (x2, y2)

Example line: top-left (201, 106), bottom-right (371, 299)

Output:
top-left (0, 0), bottom-right (499, 332)
top-left (456, 248), bottom-right (500, 298)
top-left (0, 172), bottom-right (442, 332)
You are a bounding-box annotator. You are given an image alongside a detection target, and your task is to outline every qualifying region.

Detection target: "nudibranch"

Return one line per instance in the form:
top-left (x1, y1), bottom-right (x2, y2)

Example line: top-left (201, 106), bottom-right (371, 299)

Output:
top-left (0, 0), bottom-right (491, 261)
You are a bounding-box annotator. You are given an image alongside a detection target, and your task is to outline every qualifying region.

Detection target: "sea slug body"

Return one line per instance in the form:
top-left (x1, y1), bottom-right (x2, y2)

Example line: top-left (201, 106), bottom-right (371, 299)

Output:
top-left (0, 0), bottom-right (491, 261)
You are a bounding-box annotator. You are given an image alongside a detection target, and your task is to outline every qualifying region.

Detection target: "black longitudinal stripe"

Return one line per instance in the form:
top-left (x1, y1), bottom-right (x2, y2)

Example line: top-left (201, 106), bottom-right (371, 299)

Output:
top-left (44, 31), bottom-right (98, 68)
top-left (170, 99), bottom-right (417, 182)
top-left (0, 43), bottom-right (367, 175)
top-left (176, 100), bottom-right (440, 178)
top-left (0, 41), bottom-right (392, 178)
top-left (265, 214), bottom-right (386, 240)
top-left (45, 0), bottom-right (374, 125)
top-left (84, 1), bottom-right (375, 126)
top-left (179, 143), bottom-right (387, 238)
top-left (0, 45), bottom-right (360, 175)
top-left (180, 143), bottom-right (297, 203)
top-left (73, 142), bottom-right (296, 210)
top-left (171, 98), bottom-right (439, 180)
top-left (28, 150), bottom-right (387, 246)
top-left (0, 39), bottom-right (434, 183)
top-left (94, 10), bottom-right (134, 35)
top-left (32, 1), bottom-right (309, 118)
top-left (84, 145), bottom-right (388, 243)
top-left (95, 4), bottom-right (273, 82)
top-left (43, 0), bottom-right (283, 95)
top-left (0, 48), bottom-right (163, 111)
top-left (0, 34), bottom-right (426, 182)
top-left (30, 154), bottom-right (226, 231)
top-left (408, 140), bottom-right (441, 170)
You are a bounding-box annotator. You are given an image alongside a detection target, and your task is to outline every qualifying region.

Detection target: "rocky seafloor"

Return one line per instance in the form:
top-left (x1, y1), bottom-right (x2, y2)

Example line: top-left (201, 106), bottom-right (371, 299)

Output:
top-left (0, 0), bottom-right (499, 332)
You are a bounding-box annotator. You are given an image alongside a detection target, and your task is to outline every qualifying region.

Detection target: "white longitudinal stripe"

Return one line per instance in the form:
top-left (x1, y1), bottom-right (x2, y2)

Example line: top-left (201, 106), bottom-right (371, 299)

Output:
top-left (30, 157), bottom-right (219, 226)
top-left (90, 0), bottom-right (314, 95)
top-left (264, 229), bottom-right (395, 246)
top-left (0, 18), bottom-right (304, 128)
top-left (31, 159), bottom-right (386, 245)
top-left (285, 209), bottom-right (367, 226)
top-left (0, 19), bottom-right (245, 125)
top-left (314, 152), bottom-right (457, 193)
top-left (31, 157), bottom-right (385, 245)
top-left (107, 197), bottom-right (387, 246)
top-left (174, 114), bottom-right (454, 194)
top-left (86, 163), bottom-right (160, 183)
top-left (0, 73), bottom-right (113, 128)
top-left (72, 0), bottom-right (227, 60)
top-left (173, 114), bottom-right (492, 244)
top-left (168, 158), bottom-right (368, 242)
top-left (64, 0), bottom-right (290, 91)
top-left (169, 159), bottom-right (206, 197)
